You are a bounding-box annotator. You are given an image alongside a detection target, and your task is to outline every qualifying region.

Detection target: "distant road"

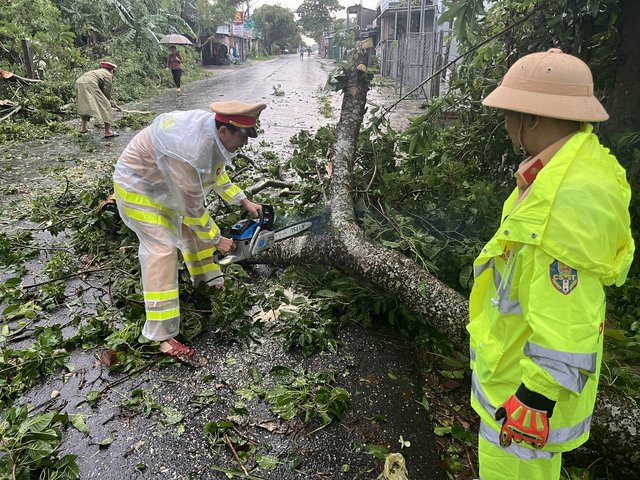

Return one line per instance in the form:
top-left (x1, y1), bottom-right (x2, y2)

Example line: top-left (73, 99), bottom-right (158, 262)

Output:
top-left (129, 55), bottom-right (340, 154)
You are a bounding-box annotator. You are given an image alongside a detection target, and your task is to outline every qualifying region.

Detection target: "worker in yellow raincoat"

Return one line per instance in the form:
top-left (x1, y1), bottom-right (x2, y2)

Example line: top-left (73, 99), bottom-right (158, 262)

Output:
top-left (113, 101), bottom-right (265, 358)
top-left (75, 61), bottom-right (121, 138)
top-left (469, 48), bottom-right (635, 479)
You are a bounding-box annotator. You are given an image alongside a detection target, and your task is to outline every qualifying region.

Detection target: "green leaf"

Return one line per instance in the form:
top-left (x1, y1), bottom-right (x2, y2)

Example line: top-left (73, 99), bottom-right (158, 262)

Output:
top-left (434, 426), bottom-right (452, 436)
top-left (71, 413), bottom-right (90, 434)
top-left (249, 367), bottom-right (262, 383)
top-left (22, 412), bottom-right (55, 433)
top-left (287, 452), bottom-right (302, 469)
top-left (256, 454), bottom-right (278, 471)
top-left (0, 323), bottom-right (9, 342)
top-left (365, 444), bottom-right (389, 459)
top-left (85, 390), bottom-right (102, 406)
top-left (27, 438), bottom-right (57, 461)
top-left (53, 454), bottom-right (80, 477)
top-left (161, 407), bottom-right (184, 425)
top-left (98, 436), bottom-right (114, 446)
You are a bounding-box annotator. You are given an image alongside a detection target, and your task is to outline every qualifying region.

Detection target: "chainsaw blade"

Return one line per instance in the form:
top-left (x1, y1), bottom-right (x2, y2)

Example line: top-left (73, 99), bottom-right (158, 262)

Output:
top-left (273, 217), bottom-right (319, 243)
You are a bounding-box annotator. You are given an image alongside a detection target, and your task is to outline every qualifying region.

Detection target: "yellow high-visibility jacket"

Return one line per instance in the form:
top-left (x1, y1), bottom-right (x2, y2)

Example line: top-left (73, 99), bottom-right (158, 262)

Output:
top-left (468, 123), bottom-right (635, 452)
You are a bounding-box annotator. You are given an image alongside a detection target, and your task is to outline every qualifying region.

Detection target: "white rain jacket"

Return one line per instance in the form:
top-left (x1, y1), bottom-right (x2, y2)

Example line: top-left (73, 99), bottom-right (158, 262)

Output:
top-left (113, 109), bottom-right (246, 250)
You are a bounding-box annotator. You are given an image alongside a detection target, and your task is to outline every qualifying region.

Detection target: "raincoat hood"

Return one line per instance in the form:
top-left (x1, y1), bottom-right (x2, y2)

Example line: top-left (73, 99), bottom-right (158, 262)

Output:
top-left (496, 123), bottom-right (634, 286)
top-left (149, 109), bottom-right (234, 175)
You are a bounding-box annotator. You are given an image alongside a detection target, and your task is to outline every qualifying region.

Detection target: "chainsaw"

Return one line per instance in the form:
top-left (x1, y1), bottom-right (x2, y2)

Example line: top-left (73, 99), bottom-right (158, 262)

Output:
top-left (217, 204), bottom-right (318, 265)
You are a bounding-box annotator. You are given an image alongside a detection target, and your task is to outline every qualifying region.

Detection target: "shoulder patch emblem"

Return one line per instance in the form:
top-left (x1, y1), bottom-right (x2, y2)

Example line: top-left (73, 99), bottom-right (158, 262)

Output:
top-left (550, 260), bottom-right (578, 295)
top-left (215, 166), bottom-right (222, 177)
top-left (160, 115), bottom-right (176, 130)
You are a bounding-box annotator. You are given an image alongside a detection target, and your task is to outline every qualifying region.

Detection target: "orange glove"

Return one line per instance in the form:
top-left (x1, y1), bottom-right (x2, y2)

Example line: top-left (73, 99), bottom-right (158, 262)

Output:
top-left (495, 384), bottom-right (555, 450)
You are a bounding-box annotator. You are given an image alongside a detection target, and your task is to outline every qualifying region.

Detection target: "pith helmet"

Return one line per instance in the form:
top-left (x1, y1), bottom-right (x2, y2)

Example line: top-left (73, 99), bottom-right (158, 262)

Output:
top-left (482, 48), bottom-right (608, 122)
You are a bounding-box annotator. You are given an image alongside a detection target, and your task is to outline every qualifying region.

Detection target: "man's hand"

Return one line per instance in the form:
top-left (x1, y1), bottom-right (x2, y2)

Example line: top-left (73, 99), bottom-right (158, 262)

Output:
top-left (241, 199), bottom-right (262, 218)
top-left (215, 236), bottom-right (236, 255)
top-left (495, 384), bottom-right (555, 450)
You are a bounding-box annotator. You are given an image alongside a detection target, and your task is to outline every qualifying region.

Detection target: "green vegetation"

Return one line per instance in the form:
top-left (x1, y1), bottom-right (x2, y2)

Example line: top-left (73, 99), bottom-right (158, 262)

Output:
top-left (0, 0), bottom-right (237, 144)
top-left (318, 95), bottom-right (332, 118)
top-left (0, 0), bottom-right (638, 478)
top-left (0, 406), bottom-right (78, 479)
top-left (265, 367), bottom-right (351, 430)
top-left (252, 4), bottom-right (301, 54)
top-left (296, 0), bottom-right (342, 46)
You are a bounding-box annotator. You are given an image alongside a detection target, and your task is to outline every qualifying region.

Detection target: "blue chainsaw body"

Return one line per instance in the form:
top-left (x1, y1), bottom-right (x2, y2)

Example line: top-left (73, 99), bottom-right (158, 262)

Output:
top-left (218, 204), bottom-right (317, 265)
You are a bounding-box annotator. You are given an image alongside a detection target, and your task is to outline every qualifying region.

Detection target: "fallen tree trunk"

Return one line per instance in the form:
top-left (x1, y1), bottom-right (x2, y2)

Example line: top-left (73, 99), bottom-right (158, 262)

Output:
top-left (251, 68), bottom-right (640, 473)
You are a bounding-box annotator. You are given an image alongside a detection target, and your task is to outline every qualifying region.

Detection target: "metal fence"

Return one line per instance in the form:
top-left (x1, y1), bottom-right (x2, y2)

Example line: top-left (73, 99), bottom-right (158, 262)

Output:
top-left (379, 31), bottom-right (443, 99)
top-left (379, 39), bottom-right (399, 79)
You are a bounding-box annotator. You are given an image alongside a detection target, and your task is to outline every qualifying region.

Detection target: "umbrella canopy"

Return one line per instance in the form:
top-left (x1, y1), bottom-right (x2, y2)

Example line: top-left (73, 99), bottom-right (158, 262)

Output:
top-left (159, 34), bottom-right (193, 45)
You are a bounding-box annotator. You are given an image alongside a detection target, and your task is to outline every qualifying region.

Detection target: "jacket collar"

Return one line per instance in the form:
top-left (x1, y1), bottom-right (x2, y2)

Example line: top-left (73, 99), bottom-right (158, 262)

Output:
top-left (515, 131), bottom-right (577, 203)
top-left (496, 123), bottom-right (593, 245)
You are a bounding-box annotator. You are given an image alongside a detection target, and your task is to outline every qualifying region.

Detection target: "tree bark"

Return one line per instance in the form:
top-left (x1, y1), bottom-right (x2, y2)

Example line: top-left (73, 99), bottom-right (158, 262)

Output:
top-left (250, 68), bottom-right (640, 473)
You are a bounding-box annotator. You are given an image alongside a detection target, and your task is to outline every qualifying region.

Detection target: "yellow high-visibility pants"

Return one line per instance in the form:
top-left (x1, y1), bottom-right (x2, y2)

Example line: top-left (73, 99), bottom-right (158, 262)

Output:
top-left (478, 422), bottom-right (562, 480)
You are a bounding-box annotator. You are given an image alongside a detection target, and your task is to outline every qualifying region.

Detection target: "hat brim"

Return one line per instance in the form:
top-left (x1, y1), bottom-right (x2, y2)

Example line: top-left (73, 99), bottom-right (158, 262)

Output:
top-left (482, 85), bottom-right (609, 122)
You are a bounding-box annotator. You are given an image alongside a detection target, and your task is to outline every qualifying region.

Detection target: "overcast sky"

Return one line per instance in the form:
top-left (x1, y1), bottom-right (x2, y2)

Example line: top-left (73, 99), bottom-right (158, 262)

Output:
top-left (248, 0), bottom-right (380, 16)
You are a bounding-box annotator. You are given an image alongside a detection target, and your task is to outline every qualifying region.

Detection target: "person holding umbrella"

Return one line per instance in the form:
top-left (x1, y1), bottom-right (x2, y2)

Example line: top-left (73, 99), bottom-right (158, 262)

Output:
top-left (166, 46), bottom-right (183, 94)
top-left (160, 34), bottom-right (192, 95)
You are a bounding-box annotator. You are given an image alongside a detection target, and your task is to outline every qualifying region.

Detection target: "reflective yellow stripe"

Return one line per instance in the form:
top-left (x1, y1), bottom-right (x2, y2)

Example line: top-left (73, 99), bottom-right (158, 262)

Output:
top-left (183, 248), bottom-right (216, 262)
top-left (188, 263), bottom-right (220, 276)
top-left (122, 205), bottom-right (177, 233)
top-left (195, 228), bottom-right (218, 240)
top-left (144, 289), bottom-right (179, 302)
top-left (216, 173), bottom-right (231, 186)
top-left (146, 308), bottom-right (180, 321)
top-left (183, 211), bottom-right (210, 227)
top-left (114, 182), bottom-right (173, 215)
top-left (182, 213), bottom-right (219, 240)
top-left (221, 184), bottom-right (242, 202)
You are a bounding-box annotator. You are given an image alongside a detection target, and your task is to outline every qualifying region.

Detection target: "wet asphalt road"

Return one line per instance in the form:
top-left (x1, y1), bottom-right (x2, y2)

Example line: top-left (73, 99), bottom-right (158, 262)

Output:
top-left (129, 55), bottom-right (343, 157)
top-left (1, 56), bottom-right (445, 479)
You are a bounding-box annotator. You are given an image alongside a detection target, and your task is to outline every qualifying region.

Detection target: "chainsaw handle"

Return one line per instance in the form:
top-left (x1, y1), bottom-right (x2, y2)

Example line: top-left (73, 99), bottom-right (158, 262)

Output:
top-left (240, 204), bottom-right (273, 228)
top-left (256, 204), bottom-right (274, 229)
top-left (248, 205), bottom-right (274, 255)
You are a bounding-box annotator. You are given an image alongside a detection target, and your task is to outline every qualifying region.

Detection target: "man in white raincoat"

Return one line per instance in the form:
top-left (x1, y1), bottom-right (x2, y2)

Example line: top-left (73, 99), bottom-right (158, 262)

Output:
top-left (113, 101), bottom-right (265, 357)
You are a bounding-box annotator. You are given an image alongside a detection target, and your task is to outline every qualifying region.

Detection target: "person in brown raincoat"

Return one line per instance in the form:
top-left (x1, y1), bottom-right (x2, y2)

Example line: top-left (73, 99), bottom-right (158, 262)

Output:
top-left (113, 100), bottom-right (266, 358)
top-left (166, 46), bottom-right (184, 94)
top-left (75, 61), bottom-right (121, 138)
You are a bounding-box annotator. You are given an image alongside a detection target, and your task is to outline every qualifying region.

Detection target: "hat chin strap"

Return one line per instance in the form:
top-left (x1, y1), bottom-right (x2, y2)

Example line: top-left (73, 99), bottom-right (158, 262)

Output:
top-left (514, 113), bottom-right (528, 157)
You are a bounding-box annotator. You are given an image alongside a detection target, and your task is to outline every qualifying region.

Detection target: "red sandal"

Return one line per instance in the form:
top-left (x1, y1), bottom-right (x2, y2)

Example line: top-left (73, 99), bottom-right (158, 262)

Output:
top-left (159, 338), bottom-right (194, 358)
